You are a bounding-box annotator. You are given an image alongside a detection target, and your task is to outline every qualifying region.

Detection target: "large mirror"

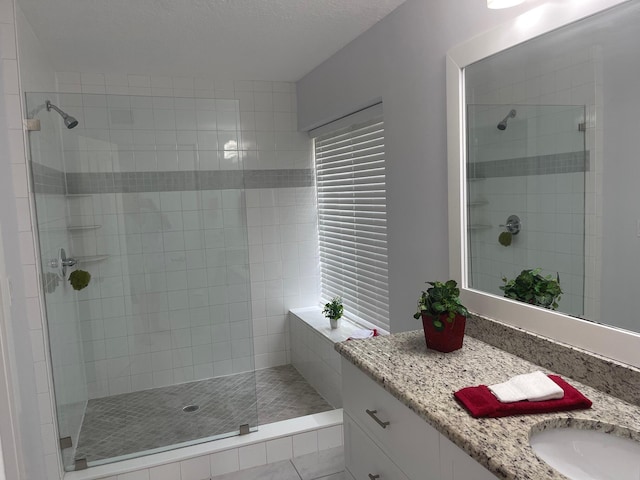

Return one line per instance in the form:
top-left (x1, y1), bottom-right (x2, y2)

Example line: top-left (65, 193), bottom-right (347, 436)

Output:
top-left (447, 0), bottom-right (640, 368)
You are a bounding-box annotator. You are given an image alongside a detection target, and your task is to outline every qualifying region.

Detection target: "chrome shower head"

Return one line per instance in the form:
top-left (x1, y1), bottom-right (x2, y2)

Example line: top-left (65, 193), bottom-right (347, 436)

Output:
top-left (46, 100), bottom-right (79, 129)
top-left (497, 109), bottom-right (517, 131)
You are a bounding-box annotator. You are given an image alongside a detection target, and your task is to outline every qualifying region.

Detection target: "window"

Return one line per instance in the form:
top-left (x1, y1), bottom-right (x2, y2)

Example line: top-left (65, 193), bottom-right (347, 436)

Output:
top-left (313, 104), bottom-right (389, 330)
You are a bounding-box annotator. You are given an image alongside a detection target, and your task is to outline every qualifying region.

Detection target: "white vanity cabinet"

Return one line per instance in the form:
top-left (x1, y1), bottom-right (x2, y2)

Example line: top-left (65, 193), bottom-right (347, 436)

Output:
top-left (342, 359), bottom-right (498, 480)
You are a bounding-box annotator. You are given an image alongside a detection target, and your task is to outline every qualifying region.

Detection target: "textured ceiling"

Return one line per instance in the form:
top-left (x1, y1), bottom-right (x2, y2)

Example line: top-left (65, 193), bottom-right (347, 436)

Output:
top-left (18, 0), bottom-right (407, 81)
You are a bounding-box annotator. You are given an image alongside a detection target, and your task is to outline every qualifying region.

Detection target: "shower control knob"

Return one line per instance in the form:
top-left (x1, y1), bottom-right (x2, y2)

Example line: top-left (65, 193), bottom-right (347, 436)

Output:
top-left (62, 257), bottom-right (77, 267)
top-left (500, 214), bottom-right (521, 235)
top-left (48, 248), bottom-right (77, 279)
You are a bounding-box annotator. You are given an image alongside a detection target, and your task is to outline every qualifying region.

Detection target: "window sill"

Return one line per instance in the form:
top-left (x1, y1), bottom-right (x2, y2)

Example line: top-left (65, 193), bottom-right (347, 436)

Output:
top-left (289, 307), bottom-right (388, 344)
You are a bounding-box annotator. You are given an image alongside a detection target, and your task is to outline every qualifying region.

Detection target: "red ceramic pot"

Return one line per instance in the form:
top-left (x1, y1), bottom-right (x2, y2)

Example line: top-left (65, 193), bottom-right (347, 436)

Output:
top-left (421, 313), bottom-right (466, 353)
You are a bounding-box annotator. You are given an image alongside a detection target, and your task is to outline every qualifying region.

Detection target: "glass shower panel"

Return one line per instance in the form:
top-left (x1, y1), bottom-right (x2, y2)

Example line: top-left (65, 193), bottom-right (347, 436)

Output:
top-left (467, 104), bottom-right (586, 317)
top-left (26, 92), bottom-right (256, 471)
top-left (25, 92), bottom-right (88, 470)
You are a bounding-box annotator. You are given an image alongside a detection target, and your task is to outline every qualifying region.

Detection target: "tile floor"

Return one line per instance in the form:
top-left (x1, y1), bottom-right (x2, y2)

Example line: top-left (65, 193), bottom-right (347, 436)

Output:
top-left (211, 447), bottom-right (345, 480)
top-left (75, 365), bottom-right (333, 463)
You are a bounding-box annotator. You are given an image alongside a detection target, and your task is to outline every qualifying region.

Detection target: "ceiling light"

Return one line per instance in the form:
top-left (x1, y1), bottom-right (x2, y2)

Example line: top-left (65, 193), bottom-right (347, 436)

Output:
top-left (487, 0), bottom-right (525, 9)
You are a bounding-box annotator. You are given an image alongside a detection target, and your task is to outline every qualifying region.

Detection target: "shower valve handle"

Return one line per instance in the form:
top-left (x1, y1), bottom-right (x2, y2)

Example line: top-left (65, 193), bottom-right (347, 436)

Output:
top-left (48, 248), bottom-right (77, 279)
top-left (500, 215), bottom-right (521, 235)
top-left (62, 258), bottom-right (77, 267)
top-left (49, 257), bottom-right (77, 268)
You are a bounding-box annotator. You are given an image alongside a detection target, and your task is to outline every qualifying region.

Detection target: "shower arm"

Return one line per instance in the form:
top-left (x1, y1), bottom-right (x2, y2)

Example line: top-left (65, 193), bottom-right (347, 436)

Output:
top-left (46, 100), bottom-right (64, 116)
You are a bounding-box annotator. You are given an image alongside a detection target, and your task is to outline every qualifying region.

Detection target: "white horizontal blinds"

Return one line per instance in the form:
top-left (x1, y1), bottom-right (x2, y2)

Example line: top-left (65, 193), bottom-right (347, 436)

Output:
top-left (315, 112), bottom-right (389, 329)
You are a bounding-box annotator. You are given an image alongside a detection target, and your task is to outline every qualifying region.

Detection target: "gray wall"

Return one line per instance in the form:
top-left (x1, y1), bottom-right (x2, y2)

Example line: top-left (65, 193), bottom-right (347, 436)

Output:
top-left (600, 26), bottom-right (639, 331)
top-left (297, 0), bottom-right (539, 332)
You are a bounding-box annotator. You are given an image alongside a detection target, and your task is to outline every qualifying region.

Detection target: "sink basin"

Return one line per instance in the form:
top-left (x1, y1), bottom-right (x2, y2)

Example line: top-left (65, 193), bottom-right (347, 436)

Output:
top-left (530, 427), bottom-right (640, 479)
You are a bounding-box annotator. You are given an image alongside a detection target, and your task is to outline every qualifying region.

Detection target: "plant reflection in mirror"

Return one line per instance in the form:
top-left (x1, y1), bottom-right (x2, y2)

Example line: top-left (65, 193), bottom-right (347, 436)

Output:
top-left (500, 268), bottom-right (562, 310)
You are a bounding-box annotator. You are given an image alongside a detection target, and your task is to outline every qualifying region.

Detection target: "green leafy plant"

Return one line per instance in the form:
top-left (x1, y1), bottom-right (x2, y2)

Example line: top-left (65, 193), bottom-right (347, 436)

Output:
top-left (500, 268), bottom-right (562, 310)
top-left (413, 280), bottom-right (469, 331)
top-left (322, 296), bottom-right (344, 321)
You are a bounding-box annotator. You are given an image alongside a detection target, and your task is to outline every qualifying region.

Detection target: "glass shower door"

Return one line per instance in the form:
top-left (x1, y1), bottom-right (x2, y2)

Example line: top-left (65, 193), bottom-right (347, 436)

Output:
top-left (25, 92), bottom-right (88, 470)
top-left (466, 104), bottom-right (586, 317)
top-left (26, 92), bottom-right (257, 470)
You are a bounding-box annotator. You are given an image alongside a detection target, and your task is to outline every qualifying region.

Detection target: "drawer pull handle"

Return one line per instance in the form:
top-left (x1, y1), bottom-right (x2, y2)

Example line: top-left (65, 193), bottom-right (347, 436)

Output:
top-left (366, 409), bottom-right (390, 429)
top-left (368, 475), bottom-right (380, 480)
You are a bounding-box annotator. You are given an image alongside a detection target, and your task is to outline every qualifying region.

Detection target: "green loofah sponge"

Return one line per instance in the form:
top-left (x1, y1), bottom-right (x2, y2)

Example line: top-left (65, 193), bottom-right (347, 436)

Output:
top-left (69, 269), bottom-right (91, 291)
top-left (498, 231), bottom-right (512, 247)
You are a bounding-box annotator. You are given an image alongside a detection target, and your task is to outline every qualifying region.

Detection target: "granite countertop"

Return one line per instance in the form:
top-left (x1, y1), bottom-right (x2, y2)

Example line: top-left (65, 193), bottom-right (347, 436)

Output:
top-left (335, 331), bottom-right (640, 480)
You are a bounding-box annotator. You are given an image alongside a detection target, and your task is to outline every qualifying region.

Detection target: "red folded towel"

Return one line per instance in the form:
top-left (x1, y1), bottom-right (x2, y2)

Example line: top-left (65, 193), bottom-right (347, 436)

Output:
top-left (454, 375), bottom-right (592, 418)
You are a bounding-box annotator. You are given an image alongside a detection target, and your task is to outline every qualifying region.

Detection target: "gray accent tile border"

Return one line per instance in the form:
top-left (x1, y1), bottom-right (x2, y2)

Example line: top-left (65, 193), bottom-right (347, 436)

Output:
top-left (31, 163), bottom-right (314, 194)
top-left (31, 162), bottom-right (66, 195)
top-left (244, 169), bottom-right (314, 189)
top-left (468, 150), bottom-right (589, 179)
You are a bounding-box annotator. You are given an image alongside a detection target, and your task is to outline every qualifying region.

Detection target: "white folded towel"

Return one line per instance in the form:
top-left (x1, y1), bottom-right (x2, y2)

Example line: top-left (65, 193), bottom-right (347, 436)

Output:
top-left (349, 328), bottom-right (376, 339)
top-left (489, 371), bottom-right (564, 403)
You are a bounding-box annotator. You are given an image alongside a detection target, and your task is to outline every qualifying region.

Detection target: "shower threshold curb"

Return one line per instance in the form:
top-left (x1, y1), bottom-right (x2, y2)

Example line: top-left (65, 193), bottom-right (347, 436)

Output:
top-left (63, 409), bottom-right (343, 480)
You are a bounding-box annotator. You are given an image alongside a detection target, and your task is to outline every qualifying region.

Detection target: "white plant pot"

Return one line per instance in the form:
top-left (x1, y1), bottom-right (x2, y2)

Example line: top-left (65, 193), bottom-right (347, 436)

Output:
top-left (330, 318), bottom-right (340, 329)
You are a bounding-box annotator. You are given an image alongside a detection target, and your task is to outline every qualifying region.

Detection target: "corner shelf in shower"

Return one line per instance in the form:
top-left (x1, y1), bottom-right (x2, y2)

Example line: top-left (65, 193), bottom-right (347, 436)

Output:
top-left (468, 224), bottom-right (492, 230)
top-left (468, 201), bottom-right (489, 207)
top-left (67, 225), bottom-right (102, 232)
top-left (65, 194), bottom-right (92, 198)
top-left (76, 255), bottom-right (110, 264)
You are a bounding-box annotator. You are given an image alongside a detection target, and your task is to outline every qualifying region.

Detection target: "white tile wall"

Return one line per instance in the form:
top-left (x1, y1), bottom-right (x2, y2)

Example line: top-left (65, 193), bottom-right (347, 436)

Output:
top-left (469, 173), bottom-right (586, 316)
top-left (467, 48), bottom-right (600, 319)
top-left (34, 73), bottom-right (319, 399)
top-left (290, 307), bottom-right (385, 413)
top-left (209, 450), bottom-right (240, 477)
top-left (11, 7), bottom-right (320, 479)
top-left (65, 186), bottom-right (255, 399)
top-left (148, 463), bottom-right (180, 480)
top-left (265, 437), bottom-right (293, 463)
top-left (179, 455), bottom-right (211, 480)
top-left (8, 4), bottom-right (68, 480)
top-left (85, 420), bottom-right (343, 480)
top-left (26, 92), bottom-right (89, 450)
top-left (238, 443), bottom-right (266, 470)
top-left (292, 431), bottom-right (318, 458)
top-left (290, 311), bottom-right (344, 408)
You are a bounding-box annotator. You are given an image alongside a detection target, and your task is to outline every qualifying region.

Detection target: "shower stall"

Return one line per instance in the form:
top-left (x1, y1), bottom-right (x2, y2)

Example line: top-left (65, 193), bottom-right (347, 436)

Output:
top-left (26, 91), bottom-right (331, 471)
top-left (466, 104), bottom-right (587, 317)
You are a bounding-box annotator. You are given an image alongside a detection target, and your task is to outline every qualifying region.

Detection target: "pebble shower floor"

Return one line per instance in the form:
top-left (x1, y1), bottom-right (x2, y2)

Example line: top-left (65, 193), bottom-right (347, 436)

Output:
top-left (74, 365), bottom-right (333, 464)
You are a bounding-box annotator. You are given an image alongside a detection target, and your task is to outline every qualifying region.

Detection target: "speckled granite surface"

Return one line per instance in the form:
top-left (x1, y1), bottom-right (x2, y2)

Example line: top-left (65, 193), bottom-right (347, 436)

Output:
top-left (466, 314), bottom-right (640, 407)
top-left (336, 332), bottom-right (640, 480)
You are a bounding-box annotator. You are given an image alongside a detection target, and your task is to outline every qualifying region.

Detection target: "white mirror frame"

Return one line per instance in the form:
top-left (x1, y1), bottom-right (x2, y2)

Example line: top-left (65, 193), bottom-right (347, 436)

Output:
top-left (447, 0), bottom-right (640, 368)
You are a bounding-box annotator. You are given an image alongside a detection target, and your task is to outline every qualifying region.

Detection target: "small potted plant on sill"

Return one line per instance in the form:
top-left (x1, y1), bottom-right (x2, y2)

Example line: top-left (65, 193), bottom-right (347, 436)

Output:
top-left (413, 280), bottom-right (469, 353)
top-left (323, 296), bottom-right (344, 329)
top-left (500, 268), bottom-right (562, 310)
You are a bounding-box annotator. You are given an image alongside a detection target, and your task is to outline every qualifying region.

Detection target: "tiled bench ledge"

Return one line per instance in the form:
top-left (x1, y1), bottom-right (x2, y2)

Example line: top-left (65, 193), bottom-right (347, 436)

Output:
top-left (289, 307), bottom-right (387, 409)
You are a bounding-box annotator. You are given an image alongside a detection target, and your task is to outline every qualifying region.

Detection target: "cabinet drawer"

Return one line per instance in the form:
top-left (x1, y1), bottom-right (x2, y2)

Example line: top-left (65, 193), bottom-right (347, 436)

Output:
top-left (342, 359), bottom-right (440, 480)
top-left (344, 412), bottom-right (410, 480)
top-left (440, 433), bottom-right (499, 480)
